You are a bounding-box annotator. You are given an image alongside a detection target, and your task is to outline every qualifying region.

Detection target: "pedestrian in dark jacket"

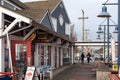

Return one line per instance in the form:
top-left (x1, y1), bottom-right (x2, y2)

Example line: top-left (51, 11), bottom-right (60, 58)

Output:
top-left (81, 52), bottom-right (85, 64)
top-left (87, 53), bottom-right (91, 64)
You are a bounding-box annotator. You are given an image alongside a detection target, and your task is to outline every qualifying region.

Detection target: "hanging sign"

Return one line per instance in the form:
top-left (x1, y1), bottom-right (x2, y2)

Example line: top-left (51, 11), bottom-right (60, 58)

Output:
top-left (112, 65), bottom-right (118, 72)
top-left (24, 67), bottom-right (35, 80)
top-left (56, 38), bottom-right (61, 44)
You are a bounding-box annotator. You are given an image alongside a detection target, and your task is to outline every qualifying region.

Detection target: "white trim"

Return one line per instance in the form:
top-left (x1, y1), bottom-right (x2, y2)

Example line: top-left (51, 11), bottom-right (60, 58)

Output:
top-left (3, 19), bottom-right (21, 35)
top-left (39, 11), bottom-right (48, 24)
top-left (50, 0), bottom-right (61, 14)
top-left (61, 0), bottom-right (71, 23)
top-left (6, 33), bottom-right (13, 72)
top-left (0, 12), bottom-right (4, 72)
top-left (0, 6), bottom-right (31, 23)
top-left (47, 11), bottom-right (55, 31)
top-left (9, 24), bottom-right (32, 35)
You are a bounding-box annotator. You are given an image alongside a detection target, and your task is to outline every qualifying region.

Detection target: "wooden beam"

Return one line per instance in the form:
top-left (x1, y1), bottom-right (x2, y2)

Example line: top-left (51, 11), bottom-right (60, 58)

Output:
top-left (3, 19), bottom-right (20, 35)
top-left (0, 6), bottom-right (31, 23)
top-left (23, 28), bottom-right (36, 40)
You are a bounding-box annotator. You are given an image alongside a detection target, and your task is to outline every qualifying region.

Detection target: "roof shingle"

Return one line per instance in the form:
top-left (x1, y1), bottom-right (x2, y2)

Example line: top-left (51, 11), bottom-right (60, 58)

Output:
top-left (22, 0), bottom-right (61, 22)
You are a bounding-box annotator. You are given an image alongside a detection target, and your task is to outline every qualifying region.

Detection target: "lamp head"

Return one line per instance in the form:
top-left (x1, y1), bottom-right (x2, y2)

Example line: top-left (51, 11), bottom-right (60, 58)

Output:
top-left (97, 5), bottom-right (111, 18)
top-left (96, 34), bottom-right (101, 39)
top-left (96, 26), bottom-right (104, 33)
top-left (113, 27), bottom-right (118, 33)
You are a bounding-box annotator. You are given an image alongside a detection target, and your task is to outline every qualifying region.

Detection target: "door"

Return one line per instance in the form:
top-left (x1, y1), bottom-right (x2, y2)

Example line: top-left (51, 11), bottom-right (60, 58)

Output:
top-left (11, 40), bottom-right (32, 68)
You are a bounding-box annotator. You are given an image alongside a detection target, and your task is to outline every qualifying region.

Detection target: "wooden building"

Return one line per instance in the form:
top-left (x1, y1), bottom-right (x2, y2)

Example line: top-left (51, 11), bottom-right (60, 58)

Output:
top-left (0, 0), bottom-right (74, 77)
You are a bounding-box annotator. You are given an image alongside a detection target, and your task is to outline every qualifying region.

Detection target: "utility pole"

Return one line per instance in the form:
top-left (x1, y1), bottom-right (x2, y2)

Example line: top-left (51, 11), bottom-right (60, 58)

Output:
top-left (78, 10), bottom-right (88, 42)
top-left (84, 29), bottom-right (90, 42)
top-left (78, 10), bottom-right (88, 52)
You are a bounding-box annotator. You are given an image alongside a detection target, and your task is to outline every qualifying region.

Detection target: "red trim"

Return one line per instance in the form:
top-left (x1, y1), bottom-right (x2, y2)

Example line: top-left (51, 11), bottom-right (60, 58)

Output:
top-left (0, 72), bottom-right (17, 80)
top-left (11, 40), bottom-right (32, 66)
top-left (0, 72), bottom-right (16, 77)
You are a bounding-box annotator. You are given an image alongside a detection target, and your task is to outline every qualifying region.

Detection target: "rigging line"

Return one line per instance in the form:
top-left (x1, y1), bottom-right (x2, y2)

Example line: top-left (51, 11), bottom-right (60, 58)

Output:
top-left (99, 19), bottom-right (107, 25)
top-left (104, 0), bottom-right (109, 5)
top-left (110, 18), bottom-right (117, 25)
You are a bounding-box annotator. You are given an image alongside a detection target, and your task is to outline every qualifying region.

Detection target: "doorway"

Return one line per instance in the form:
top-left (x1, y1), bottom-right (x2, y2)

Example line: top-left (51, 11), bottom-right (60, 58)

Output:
top-left (11, 40), bottom-right (32, 75)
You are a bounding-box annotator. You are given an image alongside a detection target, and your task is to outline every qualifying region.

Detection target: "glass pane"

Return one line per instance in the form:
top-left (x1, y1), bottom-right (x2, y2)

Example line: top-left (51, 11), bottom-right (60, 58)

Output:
top-left (15, 44), bottom-right (27, 76)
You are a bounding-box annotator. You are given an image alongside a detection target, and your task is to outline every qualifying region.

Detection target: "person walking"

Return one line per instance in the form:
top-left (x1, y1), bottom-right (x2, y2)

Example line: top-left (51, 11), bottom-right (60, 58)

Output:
top-left (81, 52), bottom-right (85, 64)
top-left (87, 53), bottom-right (91, 64)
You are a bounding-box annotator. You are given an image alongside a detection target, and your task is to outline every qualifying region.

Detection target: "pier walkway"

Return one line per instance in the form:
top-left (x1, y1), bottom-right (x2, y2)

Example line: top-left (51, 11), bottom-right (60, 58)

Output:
top-left (51, 63), bottom-right (96, 80)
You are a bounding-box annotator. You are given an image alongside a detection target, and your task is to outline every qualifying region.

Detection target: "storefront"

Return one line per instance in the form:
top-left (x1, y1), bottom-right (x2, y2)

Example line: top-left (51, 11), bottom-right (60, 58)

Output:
top-left (0, 2), bottom-right (75, 80)
top-left (33, 43), bottom-right (71, 68)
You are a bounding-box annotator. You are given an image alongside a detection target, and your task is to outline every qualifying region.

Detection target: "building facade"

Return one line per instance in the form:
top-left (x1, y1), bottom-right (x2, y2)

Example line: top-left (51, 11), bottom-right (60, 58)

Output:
top-left (0, 0), bottom-right (74, 78)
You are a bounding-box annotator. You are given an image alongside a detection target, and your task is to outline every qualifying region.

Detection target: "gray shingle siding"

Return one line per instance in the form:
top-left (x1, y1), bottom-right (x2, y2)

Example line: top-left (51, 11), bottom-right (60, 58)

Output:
top-left (51, 2), bottom-right (70, 36)
top-left (41, 13), bottom-right (53, 30)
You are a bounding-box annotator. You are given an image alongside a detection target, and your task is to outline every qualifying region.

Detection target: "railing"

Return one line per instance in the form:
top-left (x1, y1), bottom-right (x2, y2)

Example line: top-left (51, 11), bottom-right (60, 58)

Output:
top-left (0, 72), bottom-right (17, 80)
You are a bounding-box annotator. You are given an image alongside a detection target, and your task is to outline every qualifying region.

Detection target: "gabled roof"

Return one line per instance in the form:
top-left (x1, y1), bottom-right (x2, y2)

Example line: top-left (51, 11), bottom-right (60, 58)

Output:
top-left (22, 0), bottom-right (61, 22)
top-left (7, 0), bottom-right (29, 10)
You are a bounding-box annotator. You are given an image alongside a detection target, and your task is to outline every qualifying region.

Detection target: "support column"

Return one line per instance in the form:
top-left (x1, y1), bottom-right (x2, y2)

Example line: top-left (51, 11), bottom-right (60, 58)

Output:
top-left (44, 45), bottom-right (47, 66)
top-left (71, 45), bottom-right (74, 64)
top-left (34, 44), bottom-right (38, 66)
top-left (60, 48), bottom-right (63, 66)
top-left (0, 12), bottom-right (4, 72)
top-left (118, 0), bottom-right (120, 76)
top-left (51, 46), bottom-right (55, 68)
top-left (56, 47), bottom-right (59, 67)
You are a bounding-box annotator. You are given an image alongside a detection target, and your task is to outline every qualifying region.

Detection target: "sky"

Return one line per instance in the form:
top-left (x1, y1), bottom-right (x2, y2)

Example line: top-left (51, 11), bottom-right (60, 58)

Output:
top-left (20, 0), bottom-right (118, 41)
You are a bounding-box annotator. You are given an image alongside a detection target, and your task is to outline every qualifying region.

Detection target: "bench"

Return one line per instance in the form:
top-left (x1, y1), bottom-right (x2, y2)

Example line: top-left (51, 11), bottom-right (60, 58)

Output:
top-left (108, 74), bottom-right (120, 80)
top-left (92, 62), bottom-right (111, 80)
top-left (38, 66), bottom-right (53, 80)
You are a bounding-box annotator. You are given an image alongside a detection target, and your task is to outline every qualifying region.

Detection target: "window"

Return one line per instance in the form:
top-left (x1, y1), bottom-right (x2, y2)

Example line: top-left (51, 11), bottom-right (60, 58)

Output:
top-left (65, 23), bottom-right (71, 35)
top-left (0, 0), bottom-right (1, 5)
top-left (51, 17), bottom-right (57, 32)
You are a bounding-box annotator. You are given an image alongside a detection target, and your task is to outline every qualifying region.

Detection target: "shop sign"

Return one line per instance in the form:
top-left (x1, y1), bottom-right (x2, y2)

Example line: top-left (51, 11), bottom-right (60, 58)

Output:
top-left (56, 38), bottom-right (61, 44)
top-left (24, 67), bottom-right (35, 80)
top-left (112, 65), bottom-right (118, 72)
top-left (33, 39), bottom-right (50, 43)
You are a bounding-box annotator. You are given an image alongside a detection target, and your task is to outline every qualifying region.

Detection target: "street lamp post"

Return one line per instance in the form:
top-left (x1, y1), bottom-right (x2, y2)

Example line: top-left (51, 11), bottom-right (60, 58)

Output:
top-left (97, 24), bottom-right (118, 63)
top-left (107, 17), bottom-right (110, 65)
top-left (97, 5), bottom-right (111, 66)
top-left (118, 0), bottom-right (120, 76)
top-left (96, 25), bottom-right (106, 62)
top-left (103, 25), bottom-right (106, 62)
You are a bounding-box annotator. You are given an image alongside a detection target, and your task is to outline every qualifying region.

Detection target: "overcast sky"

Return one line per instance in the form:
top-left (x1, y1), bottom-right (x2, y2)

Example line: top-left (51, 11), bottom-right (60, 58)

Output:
top-left (20, 0), bottom-right (118, 41)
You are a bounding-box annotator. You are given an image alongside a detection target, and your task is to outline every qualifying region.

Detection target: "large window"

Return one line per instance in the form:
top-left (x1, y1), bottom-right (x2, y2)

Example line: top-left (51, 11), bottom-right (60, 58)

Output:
top-left (0, 0), bottom-right (1, 5)
top-left (51, 17), bottom-right (57, 32)
top-left (65, 23), bottom-right (70, 35)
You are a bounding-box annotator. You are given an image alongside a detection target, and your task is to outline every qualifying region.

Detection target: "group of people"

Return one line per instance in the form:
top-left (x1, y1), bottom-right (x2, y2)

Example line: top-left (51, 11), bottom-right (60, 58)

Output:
top-left (81, 52), bottom-right (91, 64)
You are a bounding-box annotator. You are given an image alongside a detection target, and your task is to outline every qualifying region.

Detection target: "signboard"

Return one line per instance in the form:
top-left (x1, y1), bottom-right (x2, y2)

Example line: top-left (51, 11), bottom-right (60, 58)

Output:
top-left (24, 67), bottom-right (35, 80)
top-left (56, 38), bottom-right (61, 44)
top-left (33, 39), bottom-right (50, 43)
top-left (112, 65), bottom-right (118, 72)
